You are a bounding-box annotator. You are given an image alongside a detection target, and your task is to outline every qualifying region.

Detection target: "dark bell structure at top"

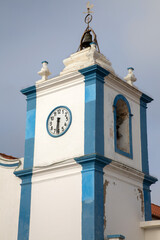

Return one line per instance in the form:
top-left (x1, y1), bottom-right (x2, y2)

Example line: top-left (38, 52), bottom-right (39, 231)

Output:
top-left (78, 2), bottom-right (100, 52)
top-left (82, 31), bottom-right (92, 48)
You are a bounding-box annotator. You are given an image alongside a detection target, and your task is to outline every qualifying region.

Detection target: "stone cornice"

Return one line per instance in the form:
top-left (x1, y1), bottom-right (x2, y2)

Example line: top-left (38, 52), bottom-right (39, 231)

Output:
top-left (105, 73), bottom-right (142, 104)
top-left (14, 158), bottom-right (81, 179)
top-left (140, 221), bottom-right (160, 229)
top-left (104, 159), bottom-right (144, 183)
top-left (104, 159), bottom-right (157, 186)
top-left (105, 73), bottom-right (153, 105)
top-left (36, 71), bottom-right (84, 98)
top-left (21, 85), bottom-right (36, 97)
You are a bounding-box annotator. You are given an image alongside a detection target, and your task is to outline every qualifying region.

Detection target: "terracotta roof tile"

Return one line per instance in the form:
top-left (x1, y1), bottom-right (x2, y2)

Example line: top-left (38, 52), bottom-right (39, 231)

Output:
top-left (0, 153), bottom-right (17, 160)
top-left (151, 203), bottom-right (160, 219)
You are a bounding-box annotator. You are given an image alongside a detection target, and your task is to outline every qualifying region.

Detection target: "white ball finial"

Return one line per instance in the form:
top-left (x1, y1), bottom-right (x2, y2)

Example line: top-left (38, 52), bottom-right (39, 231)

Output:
top-left (38, 61), bottom-right (51, 81)
top-left (124, 67), bottom-right (137, 86)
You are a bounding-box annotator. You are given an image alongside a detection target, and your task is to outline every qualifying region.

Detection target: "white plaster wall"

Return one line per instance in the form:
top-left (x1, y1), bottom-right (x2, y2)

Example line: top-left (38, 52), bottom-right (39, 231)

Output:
top-left (144, 228), bottom-right (160, 240)
top-left (0, 167), bottom-right (21, 240)
top-left (29, 162), bottom-right (82, 240)
top-left (34, 76), bottom-right (84, 166)
top-left (104, 83), bottom-right (142, 171)
top-left (103, 166), bottom-right (145, 240)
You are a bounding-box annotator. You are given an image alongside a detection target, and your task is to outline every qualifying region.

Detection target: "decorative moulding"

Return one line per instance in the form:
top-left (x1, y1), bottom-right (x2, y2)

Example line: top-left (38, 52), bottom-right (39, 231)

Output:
top-left (105, 159), bottom-right (146, 183)
top-left (14, 158), bottom-right (81, 179)
top-left (36, 71), bottom-right (84, 98)
top-left (140, 220), bottom-right (160, 229)
top-left (106, 73), bottom-right (142, 103)
top-left (0, 155), bottom-right (23, 169)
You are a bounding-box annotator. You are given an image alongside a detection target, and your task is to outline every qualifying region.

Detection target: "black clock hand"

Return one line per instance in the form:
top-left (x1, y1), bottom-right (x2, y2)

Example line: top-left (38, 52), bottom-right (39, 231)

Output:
top-left (56, 117), bottom-right (60, 134)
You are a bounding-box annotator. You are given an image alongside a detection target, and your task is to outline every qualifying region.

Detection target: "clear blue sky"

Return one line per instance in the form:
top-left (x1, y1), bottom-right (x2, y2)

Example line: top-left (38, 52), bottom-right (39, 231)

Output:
top-left (0, 0), bottom-right (160, 204)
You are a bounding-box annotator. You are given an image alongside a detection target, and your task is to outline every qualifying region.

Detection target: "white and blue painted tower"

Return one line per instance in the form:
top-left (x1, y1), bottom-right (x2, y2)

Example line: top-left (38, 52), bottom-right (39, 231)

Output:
top-left (7, 5), bottom-right (158, 240)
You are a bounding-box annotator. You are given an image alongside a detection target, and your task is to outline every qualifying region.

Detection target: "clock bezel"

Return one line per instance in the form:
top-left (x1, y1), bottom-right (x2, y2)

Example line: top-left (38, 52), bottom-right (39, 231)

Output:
top-left (46, 106), bottom-right (72, 138)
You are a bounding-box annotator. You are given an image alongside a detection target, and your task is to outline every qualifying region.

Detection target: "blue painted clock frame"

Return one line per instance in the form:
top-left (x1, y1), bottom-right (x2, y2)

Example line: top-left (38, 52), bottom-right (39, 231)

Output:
top-left (46, 106), bottom-right (72, 138)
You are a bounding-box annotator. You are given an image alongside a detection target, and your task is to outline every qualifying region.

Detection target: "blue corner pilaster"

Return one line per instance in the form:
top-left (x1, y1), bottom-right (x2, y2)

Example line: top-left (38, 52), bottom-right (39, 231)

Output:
top-left (140, 93), bottom-right (158, 221)
top-left (143, 175), bottom-right (157, 221)
top-left (21, 86), bottom-right (36, 169)
top-left (79, 64), bottom-right (109, 155)
top-left (75, 154), bottom-right (112, 240)
top-left (14, 169), bottom-right (33, 240)
top-left (16, 85), bottom-right (36, 240)
top-left (140, 93), bottom-right (153, 175)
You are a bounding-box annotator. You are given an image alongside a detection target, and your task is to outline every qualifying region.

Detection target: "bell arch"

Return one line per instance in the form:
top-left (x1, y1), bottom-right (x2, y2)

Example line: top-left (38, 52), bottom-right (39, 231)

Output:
top-left (113, 94), bottom-right (133, 159)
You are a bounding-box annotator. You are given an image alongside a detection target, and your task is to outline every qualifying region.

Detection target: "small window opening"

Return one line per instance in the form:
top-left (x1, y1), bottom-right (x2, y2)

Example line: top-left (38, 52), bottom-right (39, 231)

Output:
top-left (116, 99), bottom-right (130, 153)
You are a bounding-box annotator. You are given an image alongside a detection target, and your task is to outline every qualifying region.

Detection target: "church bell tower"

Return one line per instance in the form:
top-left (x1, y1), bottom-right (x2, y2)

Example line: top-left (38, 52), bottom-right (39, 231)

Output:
top-left (15, 3), bottom-right (157, 240)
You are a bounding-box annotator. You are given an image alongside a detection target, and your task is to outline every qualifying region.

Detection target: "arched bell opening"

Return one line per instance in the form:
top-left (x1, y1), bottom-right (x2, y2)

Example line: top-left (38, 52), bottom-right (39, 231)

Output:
top-left (113, 94), bottom-right (133, 159)
top-left (116, 99), bottom-right (130, 153)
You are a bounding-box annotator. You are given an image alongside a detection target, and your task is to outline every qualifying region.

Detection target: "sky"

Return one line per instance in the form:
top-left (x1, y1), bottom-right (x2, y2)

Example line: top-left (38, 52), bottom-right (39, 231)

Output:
top-left (0, 0), bottom-right (160, 204)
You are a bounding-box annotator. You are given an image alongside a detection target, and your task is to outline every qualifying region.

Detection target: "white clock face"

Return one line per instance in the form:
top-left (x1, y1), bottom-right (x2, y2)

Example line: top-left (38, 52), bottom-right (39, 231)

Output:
top-left (47, 106), bottom-right (72, 137)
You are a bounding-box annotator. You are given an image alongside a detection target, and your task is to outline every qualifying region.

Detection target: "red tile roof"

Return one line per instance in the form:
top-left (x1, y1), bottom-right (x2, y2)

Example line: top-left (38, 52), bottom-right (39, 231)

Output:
top-left (151, 203), bottom-right (160, 219)
top-left (0, 153), bottom-right (17, 160)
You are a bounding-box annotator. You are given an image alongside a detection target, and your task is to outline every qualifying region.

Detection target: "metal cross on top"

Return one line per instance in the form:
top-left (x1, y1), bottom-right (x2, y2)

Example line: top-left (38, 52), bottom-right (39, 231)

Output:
top-left (83, 2), bottom-right (94, 27)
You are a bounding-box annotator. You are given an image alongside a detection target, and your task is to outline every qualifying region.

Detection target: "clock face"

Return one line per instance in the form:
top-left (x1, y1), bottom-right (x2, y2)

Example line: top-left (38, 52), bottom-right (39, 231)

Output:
top-left (47, 106), bottom-right (72, 137)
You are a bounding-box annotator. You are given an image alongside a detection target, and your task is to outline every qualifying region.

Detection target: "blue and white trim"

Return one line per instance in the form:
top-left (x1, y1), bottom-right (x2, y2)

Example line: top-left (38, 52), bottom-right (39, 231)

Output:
top-left (79, 64), bottom-right (109, 155)
top-left (75, 154), bottom-right (112, 240)
top-left (140, 93), bottom-right (153, 175)
top-left (140, 93), bottom-right (157, 220)
top-left (77, 65), bottom-right (111, 240)
top-left (113, 94), bottom-right (133, 159)
top-left (143, 174), bottom-right (157, 221)
top-left (107, 234), bottom-right (125, 239)
top-left (0, 162), bottom-right (19, 168)
top-left (16, 85), bottom-right (36, 240)
top-left (0, 157), bottom-right (20, 168)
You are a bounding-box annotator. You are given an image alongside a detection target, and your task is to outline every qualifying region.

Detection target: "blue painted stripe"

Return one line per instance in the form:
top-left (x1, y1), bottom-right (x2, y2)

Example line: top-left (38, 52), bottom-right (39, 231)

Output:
top-left (143, 174), bottom-right (157, 221)
top-left (75, 154), bottom-right (112, 240)
top-left (78, 65), bottom-right (110, 240)
top-left (0, 162), bottom-right (19, 167)
top-left (85, 98), bottom-right (96, 154)
top-left (140, 93), bottom-right (151, 221)
top-left (96, 75), bottom-right (105, 155)
top-left (107, 235), bottom-right (125, 239)
top-left (79, 64), bottom-right (109, 156)
top-left (24, 138), bottom-right (35, 169)
top-left (140, 93), bottom-right (157, 221)
top-left (85, 84), bottom-right (96, 102)
top-left (143, 185), bottom-right (152, 221)
top-left (140, 94), bottom-right (151, 174)
top-left (17, 175), bottom-right (32, 240)
top-left (17, 86), bottom-right (36, 240)
top-left (25, 110), bottom-right (36, 140)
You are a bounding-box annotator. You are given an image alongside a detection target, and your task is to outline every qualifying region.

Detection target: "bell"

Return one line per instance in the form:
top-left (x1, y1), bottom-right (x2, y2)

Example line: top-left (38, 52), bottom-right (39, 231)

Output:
top-left (82, 31), bottom-right (92, 48)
